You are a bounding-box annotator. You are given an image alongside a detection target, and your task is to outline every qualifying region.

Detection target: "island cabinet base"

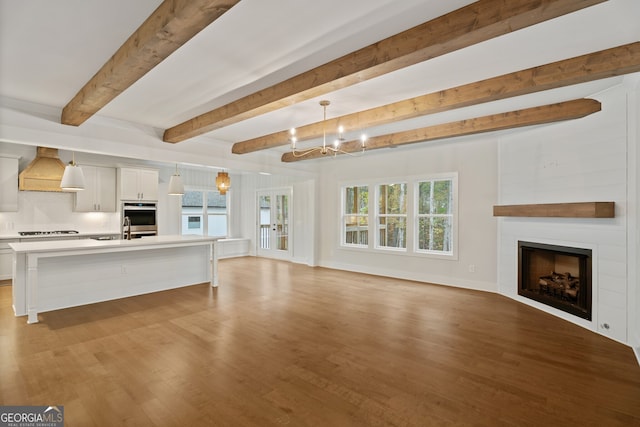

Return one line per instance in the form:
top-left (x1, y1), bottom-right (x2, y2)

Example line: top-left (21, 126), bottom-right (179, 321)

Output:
top-left (10, 237), bottom-right (218, 323)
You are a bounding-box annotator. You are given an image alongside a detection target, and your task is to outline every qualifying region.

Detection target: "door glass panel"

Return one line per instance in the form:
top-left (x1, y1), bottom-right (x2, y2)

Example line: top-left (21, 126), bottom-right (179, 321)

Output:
top-left (259, 195), bottom-right (271, 249)
top-left (275, 194), bottom-right (288, 251)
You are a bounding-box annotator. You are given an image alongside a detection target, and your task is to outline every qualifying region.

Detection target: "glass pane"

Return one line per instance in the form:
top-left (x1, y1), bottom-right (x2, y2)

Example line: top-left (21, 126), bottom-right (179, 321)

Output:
top-left (182, 214), bottom-right (203, 235)
top-left (357, 186), bottom-right (368, 214)
top-left (207, 214), bottom-right (227, 237)
top-left (345, 187), bottom-right (356, 214)
top-left (182, 191), bottom-right (203, 208)
top-left (418, 216), bottom-right (452, 252)
top-left (378, 216), bottom-right (406, 248)
top-left (259, 195), bottom-right (270, 249)
top-left (344, 214), bottom-right (368, 246)
top-left (207, 191), bottom-right (226, 209)
top-left (433, 180), bottom-right (452, 214)
top-left (378, 183), bottom-right (406, 215)
top-left (346, 186), bottom-right (368, 217)
top-left (275, 195), bottom-right (288, 251)
top-left (418, 181), bottom-right (432, 214)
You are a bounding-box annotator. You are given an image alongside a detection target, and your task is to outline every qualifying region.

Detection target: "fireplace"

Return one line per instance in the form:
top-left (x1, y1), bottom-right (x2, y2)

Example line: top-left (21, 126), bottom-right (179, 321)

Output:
top-left (518, 241), bottom-right (592, 320)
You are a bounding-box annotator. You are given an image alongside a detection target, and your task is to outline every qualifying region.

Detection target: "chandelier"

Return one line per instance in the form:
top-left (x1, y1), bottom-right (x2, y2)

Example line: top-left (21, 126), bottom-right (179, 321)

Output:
top-left (289, 100), bottom-right (366, 158)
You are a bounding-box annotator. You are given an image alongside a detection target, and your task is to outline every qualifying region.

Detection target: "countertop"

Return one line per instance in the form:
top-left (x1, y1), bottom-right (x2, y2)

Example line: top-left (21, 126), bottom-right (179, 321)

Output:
top-left (0, 231), bottom-right (120, 240)
top-left (8, 235), bottom-right (220, 253)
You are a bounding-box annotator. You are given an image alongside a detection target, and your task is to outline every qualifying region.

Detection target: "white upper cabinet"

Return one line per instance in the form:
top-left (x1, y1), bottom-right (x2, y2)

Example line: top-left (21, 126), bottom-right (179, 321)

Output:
top-left (0, 157), bottom-right (19, 212)
top-left (118, 167), bottom-right (158, 201)
top-left (74, 166), bottom-right (116, 212)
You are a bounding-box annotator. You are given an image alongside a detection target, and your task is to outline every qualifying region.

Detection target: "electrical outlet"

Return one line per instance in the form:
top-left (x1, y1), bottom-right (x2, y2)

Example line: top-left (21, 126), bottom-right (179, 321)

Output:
top-left (121, 265), bottom-right (127, 274)
top-left (468, 264), bottom-right (475, 273)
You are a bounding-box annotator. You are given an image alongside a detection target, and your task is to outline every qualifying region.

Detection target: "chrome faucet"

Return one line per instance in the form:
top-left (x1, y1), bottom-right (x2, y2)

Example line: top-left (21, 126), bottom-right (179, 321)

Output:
top-left (123, 216), bottom-right (131, 240)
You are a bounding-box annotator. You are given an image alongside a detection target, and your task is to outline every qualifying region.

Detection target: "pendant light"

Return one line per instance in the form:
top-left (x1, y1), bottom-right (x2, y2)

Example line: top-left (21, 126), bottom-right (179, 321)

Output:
top-left (60, 152), bottom-right (85, 191)
top-left (168, 164), bottom-right (184, 195)
top-left (216, 171), bottom-right (230, 195)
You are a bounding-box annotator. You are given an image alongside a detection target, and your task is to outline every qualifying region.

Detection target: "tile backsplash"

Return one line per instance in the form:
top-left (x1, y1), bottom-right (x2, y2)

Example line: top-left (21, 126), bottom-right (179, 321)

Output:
top-left (0, 190), bottom-right (119, 233)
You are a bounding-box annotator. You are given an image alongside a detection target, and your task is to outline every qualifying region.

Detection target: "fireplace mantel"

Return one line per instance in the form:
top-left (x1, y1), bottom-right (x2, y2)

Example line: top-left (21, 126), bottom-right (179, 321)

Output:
top-left (493, 202), bottom-right (614, 218)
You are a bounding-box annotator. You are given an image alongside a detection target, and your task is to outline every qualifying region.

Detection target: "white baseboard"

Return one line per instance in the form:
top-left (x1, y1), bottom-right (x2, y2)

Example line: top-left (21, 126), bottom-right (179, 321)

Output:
top-left (634, 332), bottom-right (640, 367)
top-left (291, 256), bottom-right (315, 267)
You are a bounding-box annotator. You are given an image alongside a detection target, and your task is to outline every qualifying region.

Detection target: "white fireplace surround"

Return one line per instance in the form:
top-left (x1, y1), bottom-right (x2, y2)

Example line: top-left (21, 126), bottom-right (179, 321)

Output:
top-left (497, 79), bottom-right (638, 351)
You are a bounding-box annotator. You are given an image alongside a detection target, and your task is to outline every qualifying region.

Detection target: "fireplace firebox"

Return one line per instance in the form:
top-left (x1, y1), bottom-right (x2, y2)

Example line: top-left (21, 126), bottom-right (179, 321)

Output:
top-left (518, 241), bottom-right (592, 320)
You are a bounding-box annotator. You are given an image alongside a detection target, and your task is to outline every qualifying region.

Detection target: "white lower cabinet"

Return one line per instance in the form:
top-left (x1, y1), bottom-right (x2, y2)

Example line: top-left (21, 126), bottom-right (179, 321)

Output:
top-left (74, 166), bottom-right (116, 212)
top-left (0, 239), bottom-right (17, 280)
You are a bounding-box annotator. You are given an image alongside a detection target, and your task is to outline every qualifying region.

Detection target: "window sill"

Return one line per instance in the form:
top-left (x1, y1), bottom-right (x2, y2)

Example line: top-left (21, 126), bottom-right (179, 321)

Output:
top-left (339, 244), bottom-right (457, 261)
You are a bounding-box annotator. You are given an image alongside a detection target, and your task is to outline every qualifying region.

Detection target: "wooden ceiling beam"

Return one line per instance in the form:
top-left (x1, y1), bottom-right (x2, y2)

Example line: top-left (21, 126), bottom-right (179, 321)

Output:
top-left (164, 0), bottom-right (606, 143)
top-left (237, 41), bottom-right (640, 155)
top-left (61, 0), bottom-right (240, 127)
top-left (281, 99), bottom-right (601, 162)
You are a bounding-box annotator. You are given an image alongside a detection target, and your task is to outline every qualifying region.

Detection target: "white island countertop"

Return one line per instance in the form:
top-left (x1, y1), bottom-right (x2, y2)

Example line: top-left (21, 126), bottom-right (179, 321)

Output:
top-left (0, 230), bottom-right (120, 240)
top-left (10, 235), bottom-right (222, 323)
top-left (9, 234), bottom-right (220, 253)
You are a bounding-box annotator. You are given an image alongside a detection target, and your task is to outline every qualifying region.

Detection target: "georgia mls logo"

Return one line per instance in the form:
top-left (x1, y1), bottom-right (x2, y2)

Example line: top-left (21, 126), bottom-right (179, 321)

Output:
top-left (0, 405), bottom-right (64, 427)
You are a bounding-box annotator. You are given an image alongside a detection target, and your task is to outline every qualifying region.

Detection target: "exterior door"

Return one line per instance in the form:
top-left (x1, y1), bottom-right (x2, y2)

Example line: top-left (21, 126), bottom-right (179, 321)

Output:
top-left (257, 189), bottom-right (292, 259)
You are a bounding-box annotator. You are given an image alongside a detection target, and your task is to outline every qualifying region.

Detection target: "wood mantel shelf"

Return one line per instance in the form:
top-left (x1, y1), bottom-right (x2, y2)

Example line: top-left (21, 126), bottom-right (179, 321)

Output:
top-left (493, 202), bottom-right (615, 218)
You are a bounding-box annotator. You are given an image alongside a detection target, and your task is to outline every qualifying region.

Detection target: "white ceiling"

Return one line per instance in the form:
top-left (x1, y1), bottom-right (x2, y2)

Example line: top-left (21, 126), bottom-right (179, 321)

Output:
top-left (1, 0), bottom-right (639, 160)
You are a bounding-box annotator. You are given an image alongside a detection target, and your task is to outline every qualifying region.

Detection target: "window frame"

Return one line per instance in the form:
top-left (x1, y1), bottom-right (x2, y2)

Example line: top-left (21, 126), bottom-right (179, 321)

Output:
top-left (414, 175), bottom-right (457, 257)
top-left (341, 184), bottom-right (370, 248)
top-left (375, 181), bottom-right (408, 252)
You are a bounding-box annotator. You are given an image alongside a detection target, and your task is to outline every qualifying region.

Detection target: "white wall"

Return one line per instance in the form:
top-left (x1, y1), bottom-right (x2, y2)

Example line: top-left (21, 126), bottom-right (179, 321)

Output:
top-left (315, 136), bottom-right (499, 292)
top-left (631, 76), bottom-right (640, 355)
top-left (496, 81), bottom-right (638, 346)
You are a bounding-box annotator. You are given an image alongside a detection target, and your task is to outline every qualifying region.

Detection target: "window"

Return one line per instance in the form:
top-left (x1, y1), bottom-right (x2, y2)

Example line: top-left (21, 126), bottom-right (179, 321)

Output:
top-left (416, 179), bottom-right (454, 254)
top-left (342, 185), bottom-right (368, 246)
top-left (376, 183), bottom-right (407, 249)
top-left (340, 173), bottom-right (456, 258)
top-left (181, 190), bottom-right (228, 237)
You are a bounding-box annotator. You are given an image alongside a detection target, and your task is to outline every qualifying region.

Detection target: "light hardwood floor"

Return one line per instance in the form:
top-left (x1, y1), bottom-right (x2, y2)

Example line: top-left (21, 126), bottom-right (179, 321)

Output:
top-left (1, 257), bottom-right (639, 426)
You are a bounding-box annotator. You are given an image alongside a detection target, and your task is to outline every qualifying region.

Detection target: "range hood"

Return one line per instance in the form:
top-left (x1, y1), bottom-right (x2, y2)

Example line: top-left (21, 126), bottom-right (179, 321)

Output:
top-left (18, 147), bottom-right (66, 192)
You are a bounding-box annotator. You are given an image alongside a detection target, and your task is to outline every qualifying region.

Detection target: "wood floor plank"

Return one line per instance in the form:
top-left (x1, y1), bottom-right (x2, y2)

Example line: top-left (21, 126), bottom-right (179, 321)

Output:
top-left (1, 257), bottom-right (639, 426)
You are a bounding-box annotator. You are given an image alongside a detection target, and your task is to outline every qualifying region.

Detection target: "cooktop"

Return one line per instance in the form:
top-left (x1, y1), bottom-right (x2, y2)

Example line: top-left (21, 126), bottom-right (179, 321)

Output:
top-left (18, 230), bottom-right (79, 236)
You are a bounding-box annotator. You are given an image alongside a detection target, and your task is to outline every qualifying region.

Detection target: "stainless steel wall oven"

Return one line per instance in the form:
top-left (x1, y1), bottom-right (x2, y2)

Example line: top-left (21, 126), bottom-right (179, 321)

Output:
top-left (122, 202), bottom-right (157, 238)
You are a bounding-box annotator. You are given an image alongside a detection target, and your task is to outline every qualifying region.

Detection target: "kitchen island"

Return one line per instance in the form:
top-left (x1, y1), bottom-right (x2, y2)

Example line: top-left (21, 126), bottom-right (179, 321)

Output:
top-left (9, 235), bottom-right (220, 323)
